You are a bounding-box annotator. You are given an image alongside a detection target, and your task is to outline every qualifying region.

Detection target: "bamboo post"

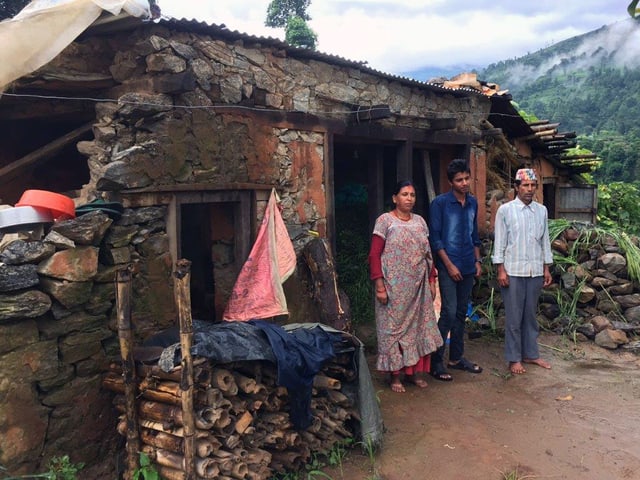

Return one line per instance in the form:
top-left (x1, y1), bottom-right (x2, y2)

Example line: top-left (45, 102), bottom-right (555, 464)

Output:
top-left (174, 259), bottom-right (196, 480)
top-left (116, 265), bottom-right (140, 480)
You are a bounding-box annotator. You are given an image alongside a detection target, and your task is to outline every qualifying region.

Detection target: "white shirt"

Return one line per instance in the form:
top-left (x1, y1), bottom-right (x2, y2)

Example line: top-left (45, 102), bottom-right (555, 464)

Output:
top-left (492, 197), bottom-right (553, 277)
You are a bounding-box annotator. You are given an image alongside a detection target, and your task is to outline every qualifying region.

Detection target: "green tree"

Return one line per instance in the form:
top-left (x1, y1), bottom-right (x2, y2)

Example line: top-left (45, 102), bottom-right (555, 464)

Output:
top-left (0, 0), bottom-right (30, 20)
top-left (265, 0), bottom-right (311, 27)
top-left (285, 15), bottom-right (317, 49)
top-left (265, 0), bottom-right (317, 50)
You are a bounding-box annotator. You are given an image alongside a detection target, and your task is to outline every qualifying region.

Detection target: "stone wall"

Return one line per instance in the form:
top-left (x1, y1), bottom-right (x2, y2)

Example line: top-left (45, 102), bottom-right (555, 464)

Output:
top-left (0, 208), bottom-right (175, 475)
top-left (474, 224), bottom-right (640, 353)
top-left (66, 23), bottom-right (488, 222)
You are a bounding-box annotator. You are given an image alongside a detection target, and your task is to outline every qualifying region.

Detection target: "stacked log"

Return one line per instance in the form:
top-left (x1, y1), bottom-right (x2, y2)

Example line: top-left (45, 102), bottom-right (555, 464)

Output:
top-left (103, 354), bottom-right (360, 479)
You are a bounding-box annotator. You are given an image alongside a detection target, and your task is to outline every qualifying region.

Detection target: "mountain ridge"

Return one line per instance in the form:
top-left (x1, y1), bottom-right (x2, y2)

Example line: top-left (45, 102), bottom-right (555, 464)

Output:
top-left (479, 18), bottom-right (640, 182)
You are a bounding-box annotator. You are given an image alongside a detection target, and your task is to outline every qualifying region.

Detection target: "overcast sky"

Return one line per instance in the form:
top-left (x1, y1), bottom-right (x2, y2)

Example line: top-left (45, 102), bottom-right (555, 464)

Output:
top-left (157, 1), bottom-right (628, 75)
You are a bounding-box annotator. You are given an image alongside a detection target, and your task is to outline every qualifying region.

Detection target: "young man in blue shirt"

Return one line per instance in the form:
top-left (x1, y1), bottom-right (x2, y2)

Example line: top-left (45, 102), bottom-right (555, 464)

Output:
top-left (429, 159), bottom-right (483, 381)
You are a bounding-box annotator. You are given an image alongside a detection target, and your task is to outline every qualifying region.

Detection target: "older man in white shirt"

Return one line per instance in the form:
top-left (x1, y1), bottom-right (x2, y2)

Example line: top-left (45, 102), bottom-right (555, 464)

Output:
top-left (492, 168), bottom-right (553, 375)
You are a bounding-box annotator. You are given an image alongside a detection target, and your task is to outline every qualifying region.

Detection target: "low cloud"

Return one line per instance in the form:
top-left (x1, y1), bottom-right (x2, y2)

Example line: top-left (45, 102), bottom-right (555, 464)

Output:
top-left (158, 0), bottom-right (626, 74)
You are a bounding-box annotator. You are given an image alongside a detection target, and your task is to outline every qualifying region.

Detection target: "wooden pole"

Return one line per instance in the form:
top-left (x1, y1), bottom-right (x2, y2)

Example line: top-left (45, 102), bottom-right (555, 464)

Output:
top-left (116, 265), bottom-right (140, 480)
top-left (174, 259), bottom-right (196, 480)
top-left (422, 150), bottom-right (436, 204)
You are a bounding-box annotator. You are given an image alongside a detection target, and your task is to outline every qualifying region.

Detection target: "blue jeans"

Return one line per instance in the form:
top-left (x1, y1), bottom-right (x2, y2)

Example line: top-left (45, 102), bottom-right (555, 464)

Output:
top-left (432, 271), bottom-right (475, 368)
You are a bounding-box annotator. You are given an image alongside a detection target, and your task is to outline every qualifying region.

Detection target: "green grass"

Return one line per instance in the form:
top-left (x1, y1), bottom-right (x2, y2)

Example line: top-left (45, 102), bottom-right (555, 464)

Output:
top-left (499, 467), bottom-right (537, 479)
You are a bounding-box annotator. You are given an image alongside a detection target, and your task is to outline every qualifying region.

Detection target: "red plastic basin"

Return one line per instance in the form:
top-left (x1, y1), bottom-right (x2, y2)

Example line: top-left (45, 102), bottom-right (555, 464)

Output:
top-left (16, 189), bottom-right (75, 220)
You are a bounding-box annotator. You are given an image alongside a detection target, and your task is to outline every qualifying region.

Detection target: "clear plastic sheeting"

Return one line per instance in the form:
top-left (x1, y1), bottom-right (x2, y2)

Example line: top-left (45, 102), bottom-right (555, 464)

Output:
top-left (0, 0), bottom-right (150, 91)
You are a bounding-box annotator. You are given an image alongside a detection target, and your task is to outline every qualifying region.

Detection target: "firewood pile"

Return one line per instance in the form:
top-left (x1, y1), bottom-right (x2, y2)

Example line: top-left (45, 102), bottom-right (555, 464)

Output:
top-left (103, 261), bottom-right (365, 480)
top-left (103, 351), bottom-right (359, 479)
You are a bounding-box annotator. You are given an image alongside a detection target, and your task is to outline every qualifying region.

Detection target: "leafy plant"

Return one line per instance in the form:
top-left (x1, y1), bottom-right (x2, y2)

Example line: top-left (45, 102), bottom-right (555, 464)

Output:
top-left (597, 182), bottom-right (640, 236)
top-left (471, 287), bottom-right (498, 334)
top-left (45, 457), bottom-right (84, 480)
top-left (358, 436), bottom-right (377, 473)
top-left (327, 438), bottom-right (353, 477)
top-left (555, 278), bottom-right (586, 336)
top-left (1, 456), bottom-right (84, 480)
top-left (132, 453), bottom-right (159, 480)
top-left (303, 453), bottom-right (333, 480)
top-left (272, 438), bottom-right (358, 480)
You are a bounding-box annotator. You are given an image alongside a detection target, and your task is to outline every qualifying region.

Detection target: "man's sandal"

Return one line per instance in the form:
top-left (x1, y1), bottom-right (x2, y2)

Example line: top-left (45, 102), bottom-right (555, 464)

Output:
top-left (448, 357), bottom-right (482, 374)
top-left (430, 368), bottom-right (453, 382)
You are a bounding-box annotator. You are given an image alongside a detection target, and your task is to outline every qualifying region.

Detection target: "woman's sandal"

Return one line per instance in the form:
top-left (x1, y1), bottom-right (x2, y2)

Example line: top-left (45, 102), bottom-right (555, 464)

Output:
top-left (448, 357), bottom-right (483, 374)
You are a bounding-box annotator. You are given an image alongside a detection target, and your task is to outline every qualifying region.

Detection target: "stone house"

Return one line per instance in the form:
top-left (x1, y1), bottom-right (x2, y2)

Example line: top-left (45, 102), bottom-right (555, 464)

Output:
top-left (0, 14), bottom-right (497, 323)
top-left (0, 10), bottom-right (596, 475)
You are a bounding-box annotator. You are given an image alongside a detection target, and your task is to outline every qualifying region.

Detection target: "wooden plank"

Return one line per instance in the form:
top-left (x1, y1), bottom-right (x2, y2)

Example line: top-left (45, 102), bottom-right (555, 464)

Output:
top-left (0, 123), bottom-right (92, 185)
top-left (174, 260), bottom-right (196, 480)
top-left (527, 119), bottom-right (550, 126)
top-left (534, 128), bottom-right (558, 137)
top-left (368, 147), bottom-right (384, 232)
top-left (123, 182), bottom-right (275, 194)
top-left (422, 150), bottom-right (436, 204)
top-left (396, 140), bottom-right (412, 181)
top-left (560, 154), bottom-right (598, 160)
top-left (325, 133), bottom-right (335, 253)
top-left (530, 122), bottom-right (560, 132)
top-left (115, 266), bottom-right (141, 480)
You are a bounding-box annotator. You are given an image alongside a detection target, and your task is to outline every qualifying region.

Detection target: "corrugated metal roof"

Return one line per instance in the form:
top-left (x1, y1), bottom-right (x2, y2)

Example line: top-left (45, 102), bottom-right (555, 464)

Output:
top-left (87, 14), bottom-right (485, 99)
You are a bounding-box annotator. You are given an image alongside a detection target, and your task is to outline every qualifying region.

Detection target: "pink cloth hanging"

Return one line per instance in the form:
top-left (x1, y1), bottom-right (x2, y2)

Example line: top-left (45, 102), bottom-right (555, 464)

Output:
top-left (223, 189), bottom-right (296, 321)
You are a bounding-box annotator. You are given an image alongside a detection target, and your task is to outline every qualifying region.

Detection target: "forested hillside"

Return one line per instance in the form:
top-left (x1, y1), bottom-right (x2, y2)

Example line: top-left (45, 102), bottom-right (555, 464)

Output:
top-left (480, 18), bottom-right (640, 183)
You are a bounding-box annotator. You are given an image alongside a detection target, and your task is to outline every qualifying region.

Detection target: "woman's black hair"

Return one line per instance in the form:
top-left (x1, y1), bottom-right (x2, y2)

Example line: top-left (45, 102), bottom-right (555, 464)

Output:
top-left (392, 180), bottom-right (414, 195)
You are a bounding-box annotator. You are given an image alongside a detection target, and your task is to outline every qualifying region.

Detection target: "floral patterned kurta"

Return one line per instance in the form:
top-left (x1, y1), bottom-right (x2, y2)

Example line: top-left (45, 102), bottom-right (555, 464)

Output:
top-left (373, 212), bottom-right (443, 372)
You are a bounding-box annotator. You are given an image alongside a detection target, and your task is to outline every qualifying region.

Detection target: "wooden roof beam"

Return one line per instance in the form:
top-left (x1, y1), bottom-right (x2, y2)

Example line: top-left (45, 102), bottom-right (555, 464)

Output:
top-left (530, 122), bottom-right (560, 132)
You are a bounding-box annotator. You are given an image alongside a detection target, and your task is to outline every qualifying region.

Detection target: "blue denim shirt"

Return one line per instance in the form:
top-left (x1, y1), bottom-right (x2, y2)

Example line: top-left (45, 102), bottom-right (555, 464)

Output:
top-left (429, 190), bottom-right (481, 276)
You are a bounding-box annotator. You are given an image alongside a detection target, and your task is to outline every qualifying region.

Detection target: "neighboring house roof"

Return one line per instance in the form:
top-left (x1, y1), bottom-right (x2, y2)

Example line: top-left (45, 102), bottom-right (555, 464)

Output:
top-left (488, 94), bottom-right (532, 139)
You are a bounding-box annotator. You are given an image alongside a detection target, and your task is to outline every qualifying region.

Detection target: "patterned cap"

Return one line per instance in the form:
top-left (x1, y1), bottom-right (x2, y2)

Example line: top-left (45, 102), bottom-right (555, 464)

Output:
top-left (515, 168), bottom-right (537, 182)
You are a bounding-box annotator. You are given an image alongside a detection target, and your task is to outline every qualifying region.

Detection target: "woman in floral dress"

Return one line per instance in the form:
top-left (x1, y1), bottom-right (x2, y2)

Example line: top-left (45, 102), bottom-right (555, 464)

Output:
top-left (368, 180), bottom-right (443, 392)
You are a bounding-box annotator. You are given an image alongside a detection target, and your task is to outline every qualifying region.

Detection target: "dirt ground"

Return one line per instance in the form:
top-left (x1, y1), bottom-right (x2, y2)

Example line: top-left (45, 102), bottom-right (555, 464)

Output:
top-left (324, 332), bottom-right (640, 480)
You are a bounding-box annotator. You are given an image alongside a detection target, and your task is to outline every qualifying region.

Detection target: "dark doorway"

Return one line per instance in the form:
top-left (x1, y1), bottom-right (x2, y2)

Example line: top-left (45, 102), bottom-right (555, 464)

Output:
top-left (333, 142), bottom-right (399, 325)
top-left (180, 202), bottom-right (239, 321)
top-left (543, 183), bottom-right (556, 219)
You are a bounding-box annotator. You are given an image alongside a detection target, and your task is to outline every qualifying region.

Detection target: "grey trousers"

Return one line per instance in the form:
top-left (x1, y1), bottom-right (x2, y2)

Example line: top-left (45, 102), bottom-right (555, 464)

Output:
top-left (500, 275), bottom-right (544, 363)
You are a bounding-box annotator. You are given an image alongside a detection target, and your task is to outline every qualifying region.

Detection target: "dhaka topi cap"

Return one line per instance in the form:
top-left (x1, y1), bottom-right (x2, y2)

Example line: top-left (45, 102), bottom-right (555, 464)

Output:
top-left (515, 168), bottom-right (537, 182)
